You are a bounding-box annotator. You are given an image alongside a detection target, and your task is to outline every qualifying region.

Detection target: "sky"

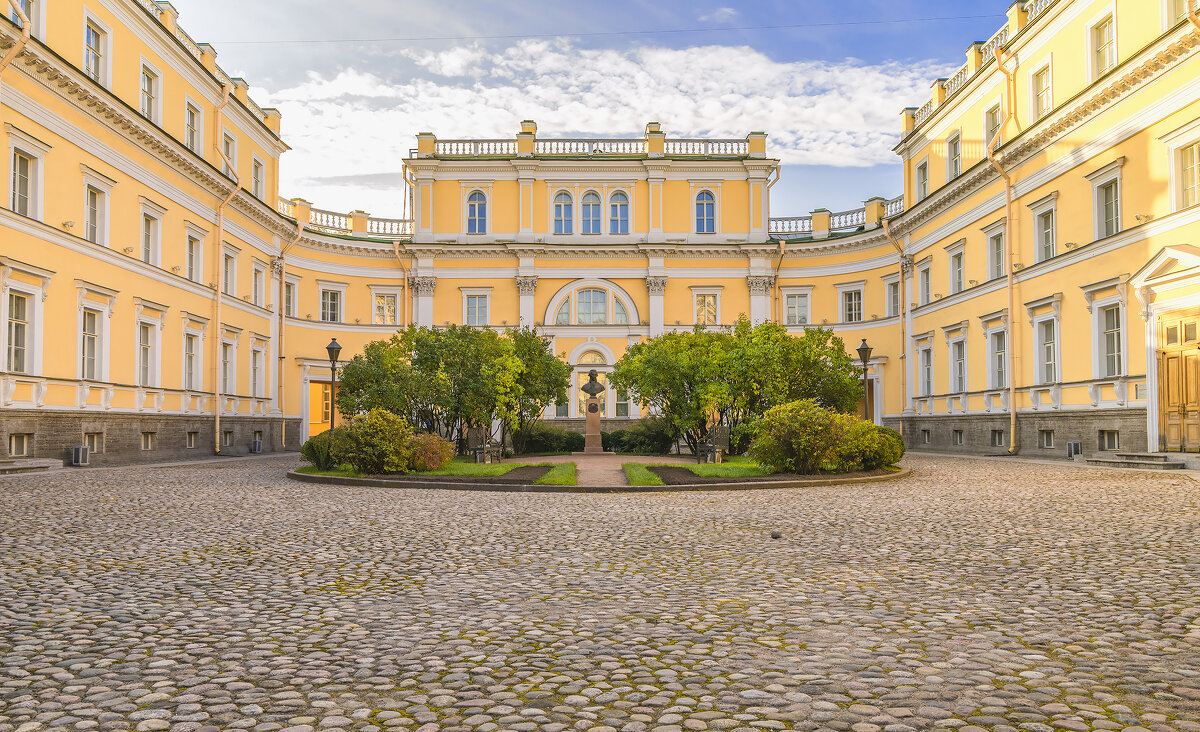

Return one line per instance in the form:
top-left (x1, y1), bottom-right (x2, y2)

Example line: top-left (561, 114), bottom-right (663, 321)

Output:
top-left (168, 1), bottom-right (1009, 218)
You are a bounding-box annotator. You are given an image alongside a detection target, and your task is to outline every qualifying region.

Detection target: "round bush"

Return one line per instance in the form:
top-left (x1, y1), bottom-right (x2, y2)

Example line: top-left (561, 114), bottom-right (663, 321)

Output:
top-left (331, 408), bottom-right (413, 475)
top-left (300, 429), bottom-right (342, 471)
top-left (748, 399), bottom-right (903, 474)
top-left (407, 431), bottom-right (456, 472)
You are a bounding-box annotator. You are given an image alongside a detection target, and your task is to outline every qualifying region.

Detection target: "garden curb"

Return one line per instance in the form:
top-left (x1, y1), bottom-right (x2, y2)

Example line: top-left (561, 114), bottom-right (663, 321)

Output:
top-left (285, 466), bottom-right (912, 493)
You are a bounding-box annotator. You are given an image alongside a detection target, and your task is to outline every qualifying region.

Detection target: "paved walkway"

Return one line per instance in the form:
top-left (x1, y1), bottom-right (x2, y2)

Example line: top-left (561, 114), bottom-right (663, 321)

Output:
top-left (1, 454), bottom-right (1198, 732)
top-left (536, 453), bottom-right (694, 486)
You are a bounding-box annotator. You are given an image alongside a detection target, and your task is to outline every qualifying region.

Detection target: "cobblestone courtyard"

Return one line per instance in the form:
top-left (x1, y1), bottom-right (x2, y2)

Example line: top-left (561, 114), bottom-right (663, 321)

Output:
top-left (1, 455), bottom-right (1199, 732)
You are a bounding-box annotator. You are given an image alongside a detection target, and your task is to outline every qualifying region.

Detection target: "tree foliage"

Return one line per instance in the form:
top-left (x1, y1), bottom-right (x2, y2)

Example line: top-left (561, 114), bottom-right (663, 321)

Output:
top-left (508, 327), bottom-right (571, 455)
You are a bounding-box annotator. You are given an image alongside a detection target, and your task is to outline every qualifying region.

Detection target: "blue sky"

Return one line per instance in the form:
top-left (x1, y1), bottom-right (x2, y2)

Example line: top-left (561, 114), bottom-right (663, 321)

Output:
top-left (170, 0), bottom-right (1008, 217)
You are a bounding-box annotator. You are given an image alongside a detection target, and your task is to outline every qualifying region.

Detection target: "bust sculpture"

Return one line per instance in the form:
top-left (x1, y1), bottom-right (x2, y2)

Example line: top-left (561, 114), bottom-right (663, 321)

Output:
top-left (581, 369), bottom-right (606, 397)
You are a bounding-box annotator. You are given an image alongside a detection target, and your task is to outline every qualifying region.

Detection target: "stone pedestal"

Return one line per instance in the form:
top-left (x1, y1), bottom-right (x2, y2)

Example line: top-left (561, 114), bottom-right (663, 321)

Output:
top-left (584, 397), bottom-right (604, 453)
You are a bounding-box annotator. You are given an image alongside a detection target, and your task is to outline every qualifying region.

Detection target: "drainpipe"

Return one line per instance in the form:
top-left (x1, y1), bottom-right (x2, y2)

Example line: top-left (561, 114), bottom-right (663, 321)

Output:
top-left (764, 167), bottom-right (783, 324)
top-left (0, 1), bottom-right (32, 103)
top-left (882, 219), bottom-right (909, 421)
top-left (400, 164), bottom-right (421, 327)
top-left (273, 222), bottom-right (303, 447)
top-left (987, 46), bottom-right (1020, 454)
top-left (212, 83), bottom-right (240, 454)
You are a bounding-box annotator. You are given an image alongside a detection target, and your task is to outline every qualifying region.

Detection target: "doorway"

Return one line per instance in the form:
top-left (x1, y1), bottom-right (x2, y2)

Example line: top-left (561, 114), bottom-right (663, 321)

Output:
top-left (1159, 310), bottom-right (1200, 452)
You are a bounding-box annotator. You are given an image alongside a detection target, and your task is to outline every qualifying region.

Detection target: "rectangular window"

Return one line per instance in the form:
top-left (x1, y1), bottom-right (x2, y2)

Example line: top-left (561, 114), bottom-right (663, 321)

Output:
top-left (222, 133), bottom-right (236, 177)
top-left (985, 104), bottom-right (1002, 144)
top-left (11, 150), bottom-right (31, 216)
top-left (8, 433), bottom-right (30, 457)
top-left (555, 401), bottom-right (568, 418)
top-left (1038, 429), bottom-right (1055, 449)
top-left (947, 134), bottom-right (961, 179)
top-left (887, 281), bottom-right (900, 317)
top-left (1099, 430), bottom-right (1119, 451)
top-left (1039, 320), bottom-right (1057, 384)
top-left (137, 323), bottom-right (152, 387)
top-left (320, 290), bottom-right (341, 323)
top-left (7, 292), bottom-right (29, 373)
top-left (186, 431), bottom-right (198, 449)
top-left (85, 186), bottom-right (102, 243)
top-left (251, 350), bottom-right (262, 398)
top-left (465, 295), bottom-right (488, 326)
top-left (615, 391), bottom-right (630, 418)
top-left (842, 290), bottom-right (862, 323)
top-left (284, 282), bottom-right (296, 317)
top-left (1037, 209), bottom-right (1055, 261)
top-left (252, 267), bottom-right (264, 306)
top-left (1100, 180), bottom-right (1120, 237)
top-left (223, 430), bottom-right (233, 447)
top-left (223, 254), bottom-right (236, 295)
top-left (916, 162), bottom-right (929, 200)
top-left (950, 252), bottom-right (964, 294)
top-left (184, 333), bottom-right (198, 390)
top-left (991, 429), bottom-right (1006, 447)
top-left (252, 159), bottom-right (264, 199)
top-left (991, 331), bottom-right (1006, 388)
top-left (1103, 305), bottom-right (1123, 377)
top-left (140, 432), bottom-right (156, 451)
top-left (140, 67), bottom-right (157, 122)
top-left (81, 309), bottom-right (99, 380)
top-left (185, 103), bottom-right (200, 152)
top-left (321, 383), bottom-right (332, 422)
top-left (696, 294), bottom-right (718, 325)
top-left (952, 340), bottom-right (966, 393)
top-left (1184, 141), bottom-right (1199, 208)
top-left (785, 294), bottom-right (808, 325)
top-left (920, 348), bottom-right (932, 396)
top-left (921, 429), bottom-right (931, 444)
top-left (221, 343), bottom-right (233, 393)
top-left (85, 432), bottom-right (104, 454)
top-left (84, 22), bottom-right (104, 83)
top-left (1033, 66), bottom-right (1052, 120)
top-left (9, 0), bottom-right (31, 30)
top-left (989, 231), bottom-right (1005, 280)
top-left (186, 236), bottom-right (201, 282)
top-left (141, 214), bottom-right (158, 264)
top-left (919, 266), bottom-right (931, 305)
top-left (374, 293), bottom-right (397, 325)
top-left (1093, 17), bottom-right (1115, 78)
top-left (952, 429), bottom-right (964, 446)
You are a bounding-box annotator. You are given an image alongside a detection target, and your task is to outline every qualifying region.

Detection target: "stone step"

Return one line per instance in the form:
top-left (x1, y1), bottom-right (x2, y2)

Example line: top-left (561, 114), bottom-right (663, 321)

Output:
top-left (0, 459), bottom-right (59, 475)
top-left (1115, 452), bottom-right (1173, 462)
top-left (1085, 457), bottom-right (1185, 470)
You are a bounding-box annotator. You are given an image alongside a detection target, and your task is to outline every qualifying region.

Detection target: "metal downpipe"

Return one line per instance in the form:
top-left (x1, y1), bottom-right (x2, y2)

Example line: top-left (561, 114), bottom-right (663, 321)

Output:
top-left (212, 83), bottom-right (240, 454)
top-left (882, 219), bottom-right (908, 421)
top-left (274, 222), bottom-right (303, 448)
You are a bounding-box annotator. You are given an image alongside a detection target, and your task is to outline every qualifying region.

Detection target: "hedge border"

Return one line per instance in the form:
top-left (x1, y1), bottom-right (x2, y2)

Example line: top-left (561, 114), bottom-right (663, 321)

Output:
top-left (286, 466), bottom-right (912, 493)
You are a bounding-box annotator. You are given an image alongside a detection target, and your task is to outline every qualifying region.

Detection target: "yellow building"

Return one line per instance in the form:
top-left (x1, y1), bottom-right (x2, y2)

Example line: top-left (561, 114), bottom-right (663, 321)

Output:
top-left (2, 0), bottom-right (1199, 464)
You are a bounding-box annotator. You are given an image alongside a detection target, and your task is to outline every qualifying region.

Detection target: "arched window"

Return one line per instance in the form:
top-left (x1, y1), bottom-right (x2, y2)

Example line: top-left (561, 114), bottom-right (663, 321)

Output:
top-left (609, 191), bottom-right (629, 234)
top-left (577, 288), bottom-right (607, 324)
top-left (614, 298), bottom-right (629, 325)
top-left (467, 191), bottom-right (486, 234)
top-left (554, 192), bottom-right (573, 235)
top-left (578, 350), bottom-right (606, 365)
top-left (554, 299), bottom-right (570, 325)
top-left (581, 192), bottom-right (601, 234)
top-left (696, 190), bottom-right (715, 233)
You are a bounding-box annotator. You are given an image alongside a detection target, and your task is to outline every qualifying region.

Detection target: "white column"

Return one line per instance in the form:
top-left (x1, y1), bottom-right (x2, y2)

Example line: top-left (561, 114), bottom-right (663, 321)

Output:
top-left (1143, 308), bottom-right (1158, 451)
top-left (902, 252), bottom-right (916, 415)
top-left (412, 276), bottom-right (436, 328)
top-left (748, 276), bottom-right (773, 324)
top-left (647, 277), bottom-right (666, 336)
top-left (517, 276), bottom-right (537, 328)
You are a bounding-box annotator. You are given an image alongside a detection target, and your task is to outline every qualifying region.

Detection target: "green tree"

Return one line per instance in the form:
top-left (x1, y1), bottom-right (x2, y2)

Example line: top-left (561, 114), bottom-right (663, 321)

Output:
top-left (508, 327), bottom-right (571, 455)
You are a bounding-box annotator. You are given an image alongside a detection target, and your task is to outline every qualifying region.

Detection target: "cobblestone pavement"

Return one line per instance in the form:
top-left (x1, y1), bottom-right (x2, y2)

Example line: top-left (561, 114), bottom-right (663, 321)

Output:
top-left (1, 454), bottom-right (1199, 732)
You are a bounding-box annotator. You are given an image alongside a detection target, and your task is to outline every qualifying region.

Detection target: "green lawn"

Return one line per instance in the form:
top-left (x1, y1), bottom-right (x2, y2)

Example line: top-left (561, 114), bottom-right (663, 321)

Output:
top-left (295, 465), bottom-right (365, 478)
top-left (623, 463), bottom-right (664, 486)
top-left (422, 457), bottom-right (523, 477)
top-left (686, 455), bottom-right (773, 478)
top-left (534, 463), bottom-right (577, 486)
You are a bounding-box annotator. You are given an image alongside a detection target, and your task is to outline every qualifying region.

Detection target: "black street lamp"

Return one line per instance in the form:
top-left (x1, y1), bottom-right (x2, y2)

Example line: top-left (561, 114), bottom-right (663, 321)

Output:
top-left (856, 338), bottom-right (873, 425)
top-left (326, 337), bottom-right (342, 431)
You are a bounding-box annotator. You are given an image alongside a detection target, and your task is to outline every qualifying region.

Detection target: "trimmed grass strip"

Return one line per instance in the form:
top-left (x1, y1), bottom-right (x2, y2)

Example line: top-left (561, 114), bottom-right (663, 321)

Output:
top-left (534, 463), bottom-right (577, 486)
top-left (623, 463), bottom-right (664, 486)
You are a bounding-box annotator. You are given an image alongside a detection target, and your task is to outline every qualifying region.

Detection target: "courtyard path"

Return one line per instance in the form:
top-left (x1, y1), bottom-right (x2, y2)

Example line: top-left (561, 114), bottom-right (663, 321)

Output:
top-left (0, 455), bottom-right (1198, 732)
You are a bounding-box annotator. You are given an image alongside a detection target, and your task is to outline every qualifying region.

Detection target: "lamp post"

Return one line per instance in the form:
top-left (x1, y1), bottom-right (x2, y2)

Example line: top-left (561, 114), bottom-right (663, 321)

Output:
top-left (856, 338), bottom-right (873, 425)
top-left (326, 337), bottom-right (342, 432)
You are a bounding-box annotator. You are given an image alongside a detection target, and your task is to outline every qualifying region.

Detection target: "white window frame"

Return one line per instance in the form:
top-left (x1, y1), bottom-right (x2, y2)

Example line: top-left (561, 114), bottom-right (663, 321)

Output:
top-left (983, 98), bottom-right (1003, 147)
top-left (184, 223), bottom-right (207, 284)
top-left (690, 285), bottom-right (722, 326)
top-left (461, 286), bottom-right (492, 327)
top-left (1161, 118), bottom-right (1200, 212)
top-left (82, 10), bottom-right (112, 88)
top-left (948, 336), bottom-right (968, 394)
top-left (946, 240), bottom-right (965, 295)
top-left (1086, 157), bottom-right (1125, 241)
top-left (251, 155), bottom-right (265, 200)
top-left (138, 57), bottom-right (163, 125)
top-left (1033, 315), bottom-right (1058, 385)
top-left (694, 188), bottom-right (718, 235)
top-left (1030, 60), bottom-right (1053, 121)
top-left (985, 325), bottom-right (1007, 390)
top-left (221, 129), bottom-right (238, 178)
top-left (1, 262), bottom-right (50, 377)
top-left (1090, 295), bottom-right (1126, 379)
top-left (781, 285), bottom-right (813, 326)
top-left (836, 281), bottom-right (865, 323)
top-left (553, 190), bottom-right (574, 235)
top-left (1086, 8), bottom-right (1117, 82)
top-left (182, 327), bottom-right (203, 392)
top-left (222, 245), bottom-right (239, 297)
top-left (915, 158), bottom-right (929, 201)
top-left (1027, 191), bottom-right (1058, 263)
top-left (917, 261), bottom-right (932, 305)
top-left (9, 0), bottom-right (45, 40)
top-left (80, 165), bottom-right (115, 247)
top-left (220, 338), bottom-right (237, 395)
top-left (609, 189), bottom-right (630, 235)
top-left (919, 346), bottom-right (933, 397)
top-left (76, 281), bottom-right (115, 382)
top-left (6, 124), bottom-right (50, 221)
top-left (883, 274), bottom-right (900, 318)
top-left (251, 260), bottom-right (267, 307)
top-left (250, 346), bottom-right (265, 399)
top-left (1164, 0), bottom-right (1194, 29)
top-left (184, 98), bottom-right (204, 154)
top-left (369, 284), bottom-right (402, 325)
top-left (580, 190), bottom-right (602, 235)
top-left (465, 188), bottom-right (488, 235)
top-left (318, 280), bottom-right (347, 324)
top-left (983, 219), bottom-right (1006, 281)
top-left (139, 198), bottom-right (166, 267)
top-left (283, 275), bottom-right (300, 318)
top-left (946, 131), bottom-right (962, 180)
top-left (133, 313), bottom-right (162, 389)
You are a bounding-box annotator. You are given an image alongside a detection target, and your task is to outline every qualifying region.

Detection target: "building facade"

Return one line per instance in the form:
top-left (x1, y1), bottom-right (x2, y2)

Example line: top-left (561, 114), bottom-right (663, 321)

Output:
top-left (2, 0), bottom-right (1199, 464)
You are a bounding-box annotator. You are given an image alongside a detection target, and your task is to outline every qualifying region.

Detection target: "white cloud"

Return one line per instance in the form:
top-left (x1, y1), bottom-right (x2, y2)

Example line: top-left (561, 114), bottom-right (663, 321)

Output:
top-left (264, 40), bottom-right (954, 214)
top-left (698, 7), bottom-right (738, 23)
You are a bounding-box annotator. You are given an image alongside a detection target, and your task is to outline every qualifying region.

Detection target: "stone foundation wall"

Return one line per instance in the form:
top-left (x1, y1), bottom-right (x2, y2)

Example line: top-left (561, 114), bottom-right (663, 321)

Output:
top-left (883, 407), bottom-right (1148, 457)
top-left (0, 410), bottom-right (302, 466)
top-left (548, 417), bottom-right (641, 434)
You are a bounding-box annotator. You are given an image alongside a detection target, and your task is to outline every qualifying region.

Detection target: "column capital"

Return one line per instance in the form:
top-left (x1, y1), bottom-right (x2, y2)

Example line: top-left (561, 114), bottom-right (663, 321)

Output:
top-left (411, 276), bottom-right (437, 296)
top-left (516, 276), bottom-right (539, 295)
top-left (747, 275), bottom-right (775, 295)
top-left (645, 277), bottom-right (668, 296)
